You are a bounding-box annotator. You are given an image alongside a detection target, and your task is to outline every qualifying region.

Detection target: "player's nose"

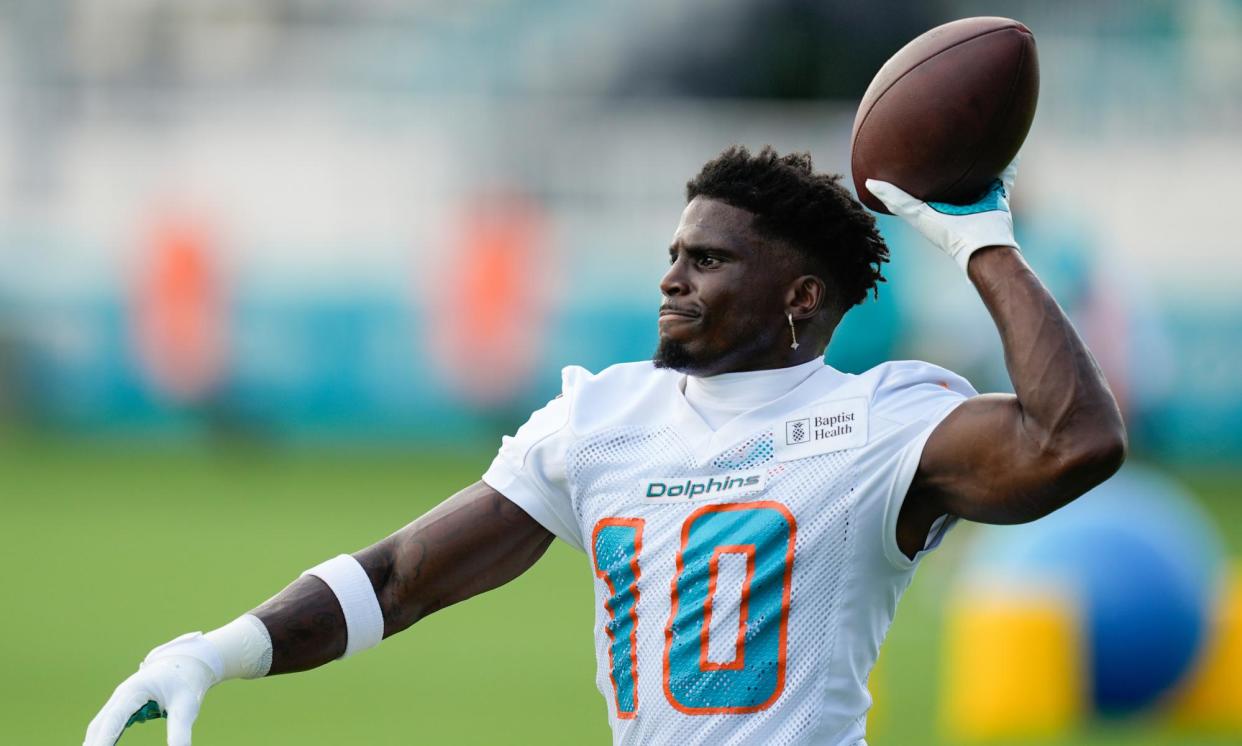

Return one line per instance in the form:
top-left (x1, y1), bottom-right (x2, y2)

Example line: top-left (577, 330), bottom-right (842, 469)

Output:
top-left (659, 260), bottom-right (691, 297)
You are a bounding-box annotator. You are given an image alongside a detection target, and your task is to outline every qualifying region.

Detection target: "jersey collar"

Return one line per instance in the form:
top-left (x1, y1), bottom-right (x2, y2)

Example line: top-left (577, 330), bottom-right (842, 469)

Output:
top-left (668, 362), bottom-right (851, 464)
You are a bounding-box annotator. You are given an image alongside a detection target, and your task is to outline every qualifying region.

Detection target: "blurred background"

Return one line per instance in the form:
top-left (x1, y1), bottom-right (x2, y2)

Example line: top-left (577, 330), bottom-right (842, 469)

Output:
top-left (1, 0), bottom-right (1240, 743)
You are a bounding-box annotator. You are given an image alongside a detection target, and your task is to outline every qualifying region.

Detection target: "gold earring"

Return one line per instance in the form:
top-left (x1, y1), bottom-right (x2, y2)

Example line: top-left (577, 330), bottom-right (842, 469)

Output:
top-left (788, 313), bottom-right (799, 350)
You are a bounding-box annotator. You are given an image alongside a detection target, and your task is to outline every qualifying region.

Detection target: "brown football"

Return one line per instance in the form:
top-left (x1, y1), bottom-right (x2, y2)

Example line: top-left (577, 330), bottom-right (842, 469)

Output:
top-left (850, 16), bottom-right (1039, 214)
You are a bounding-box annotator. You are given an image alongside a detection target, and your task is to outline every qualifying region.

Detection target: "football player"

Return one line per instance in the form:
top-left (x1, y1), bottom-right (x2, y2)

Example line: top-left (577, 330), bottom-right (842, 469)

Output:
top-left (85, 147), bottom-right (1125, 746)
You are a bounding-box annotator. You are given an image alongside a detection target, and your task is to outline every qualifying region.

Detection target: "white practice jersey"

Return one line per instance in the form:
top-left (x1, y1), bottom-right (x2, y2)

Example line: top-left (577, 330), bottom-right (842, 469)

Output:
top-left (482, 359), bottom-right (975, 746)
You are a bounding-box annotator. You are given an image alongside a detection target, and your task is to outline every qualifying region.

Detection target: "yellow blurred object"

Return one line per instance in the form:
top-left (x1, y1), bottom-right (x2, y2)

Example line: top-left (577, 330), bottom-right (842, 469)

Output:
top-left (1169, 563), bottom-right (1242, 730)
top-left (941, 581), bottom-right (1084, 741)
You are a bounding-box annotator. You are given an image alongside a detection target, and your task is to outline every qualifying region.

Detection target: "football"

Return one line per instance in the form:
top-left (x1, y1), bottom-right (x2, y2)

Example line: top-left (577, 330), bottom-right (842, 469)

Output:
top-left (850, 16), bottom-right (1039, 214)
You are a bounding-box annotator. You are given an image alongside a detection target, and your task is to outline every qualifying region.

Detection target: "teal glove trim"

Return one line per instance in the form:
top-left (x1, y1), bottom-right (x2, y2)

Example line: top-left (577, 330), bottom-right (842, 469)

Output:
top-left (928, 179), bottom-right (1008, 215)
top-left (124, 700), bottom-right (165, 729)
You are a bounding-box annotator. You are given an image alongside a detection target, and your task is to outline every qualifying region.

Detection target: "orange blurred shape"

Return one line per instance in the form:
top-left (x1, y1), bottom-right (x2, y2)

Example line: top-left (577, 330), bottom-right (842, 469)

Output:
top-left (132, 215), bottom-right (225, 404)
top-left (427, 192), bottom-right (551, 406)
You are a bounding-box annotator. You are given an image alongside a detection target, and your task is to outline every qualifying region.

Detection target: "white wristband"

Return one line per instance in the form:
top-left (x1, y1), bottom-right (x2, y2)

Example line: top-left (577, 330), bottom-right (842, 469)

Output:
top-left (302, 554), bottom-right (385, 658)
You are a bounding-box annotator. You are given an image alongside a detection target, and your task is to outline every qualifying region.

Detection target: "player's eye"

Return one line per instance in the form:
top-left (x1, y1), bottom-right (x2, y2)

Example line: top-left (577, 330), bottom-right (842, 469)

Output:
top-left (696, 254), bottom-right (721, 268)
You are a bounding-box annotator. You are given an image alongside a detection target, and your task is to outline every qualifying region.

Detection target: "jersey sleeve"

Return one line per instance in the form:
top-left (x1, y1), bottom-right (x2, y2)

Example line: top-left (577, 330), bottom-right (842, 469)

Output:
top-left (481, 373), bottom-right (584, 552)
top-left (862, 361), bottom-right (978, 570)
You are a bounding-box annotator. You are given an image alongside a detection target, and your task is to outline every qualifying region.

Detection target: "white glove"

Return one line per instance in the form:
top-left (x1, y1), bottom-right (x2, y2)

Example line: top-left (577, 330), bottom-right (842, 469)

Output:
top-left (866, 157), bottom-right (1020, 273)
top-left (84, 633), bottom-right (223, 746)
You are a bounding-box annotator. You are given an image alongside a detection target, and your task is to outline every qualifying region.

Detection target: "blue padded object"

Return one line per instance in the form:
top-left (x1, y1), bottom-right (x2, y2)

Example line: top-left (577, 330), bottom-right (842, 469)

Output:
top-left (1028, 523), bottom-right (1203, 712)
top-left (962, 465), bottom-right (1223, 714)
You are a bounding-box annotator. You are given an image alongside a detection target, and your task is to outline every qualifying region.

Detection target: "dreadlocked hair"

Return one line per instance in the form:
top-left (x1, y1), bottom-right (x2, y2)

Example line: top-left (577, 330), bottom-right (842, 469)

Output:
top-left (686, 145), bottom-right (888, 313)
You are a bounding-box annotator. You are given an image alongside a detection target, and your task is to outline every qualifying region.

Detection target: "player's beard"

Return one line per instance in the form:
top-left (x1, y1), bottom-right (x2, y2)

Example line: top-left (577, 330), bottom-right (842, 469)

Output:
top-left (653, 338), bottom-right (706, 372)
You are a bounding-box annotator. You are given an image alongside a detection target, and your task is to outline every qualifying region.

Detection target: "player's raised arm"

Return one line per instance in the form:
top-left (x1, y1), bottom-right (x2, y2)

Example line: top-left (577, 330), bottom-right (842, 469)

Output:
top-left (866, 163), bottom-right (1127, 556)
top-left (84, 481), bottom-right (553, 746)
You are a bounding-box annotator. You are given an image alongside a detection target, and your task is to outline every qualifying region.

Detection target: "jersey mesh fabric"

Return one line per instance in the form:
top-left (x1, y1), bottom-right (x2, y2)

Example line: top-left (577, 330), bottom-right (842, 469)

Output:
top-left (712, 432), bottom-right (775, 471)
top-left (570, 425), bottom-right (858, 745)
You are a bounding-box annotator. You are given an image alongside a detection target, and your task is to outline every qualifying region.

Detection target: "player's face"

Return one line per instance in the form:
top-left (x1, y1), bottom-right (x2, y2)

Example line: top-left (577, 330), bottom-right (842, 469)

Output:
top-left (655, 197), bottom-right (798, 376)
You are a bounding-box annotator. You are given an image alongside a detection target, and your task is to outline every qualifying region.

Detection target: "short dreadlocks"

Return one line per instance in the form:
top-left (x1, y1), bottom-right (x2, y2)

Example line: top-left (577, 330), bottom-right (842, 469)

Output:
top-left (686, 146), bottom-right (888, 313)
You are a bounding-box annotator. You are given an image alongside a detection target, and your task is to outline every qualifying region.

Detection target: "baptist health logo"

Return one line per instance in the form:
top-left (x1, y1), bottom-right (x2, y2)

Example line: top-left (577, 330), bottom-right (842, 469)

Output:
top-left (773, 397), bottom-right (867, 462)
top-left (639, 469), bottom-right (767, 503)
top-left (786, 411), bottom-right (855, 445)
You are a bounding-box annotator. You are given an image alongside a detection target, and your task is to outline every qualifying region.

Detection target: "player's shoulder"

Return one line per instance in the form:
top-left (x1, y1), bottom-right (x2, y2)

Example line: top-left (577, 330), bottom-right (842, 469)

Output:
top-left (557, 360), bottom-right (680, 432)
top-left (856, 359), bottom-right (975, 397)
top-left (839, 360), bottom-right (977, 425)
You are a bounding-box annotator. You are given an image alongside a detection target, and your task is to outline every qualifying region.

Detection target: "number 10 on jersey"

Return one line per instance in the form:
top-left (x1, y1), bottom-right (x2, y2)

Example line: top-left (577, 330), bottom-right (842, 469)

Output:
top-left (591, 502), bottom-right (796, 717)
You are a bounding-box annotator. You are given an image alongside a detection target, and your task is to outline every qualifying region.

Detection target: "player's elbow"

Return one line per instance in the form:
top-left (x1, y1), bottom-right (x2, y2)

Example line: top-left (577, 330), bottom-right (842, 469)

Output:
top-left (1051, 420), bottom-right (1128, 500)
top-left (1007, 419), bottom-right (1127, 524)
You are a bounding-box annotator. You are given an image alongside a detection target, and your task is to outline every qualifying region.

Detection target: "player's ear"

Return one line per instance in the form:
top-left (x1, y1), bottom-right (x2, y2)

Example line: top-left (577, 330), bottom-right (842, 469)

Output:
top-left (785, 275), bottom-right (825, 321)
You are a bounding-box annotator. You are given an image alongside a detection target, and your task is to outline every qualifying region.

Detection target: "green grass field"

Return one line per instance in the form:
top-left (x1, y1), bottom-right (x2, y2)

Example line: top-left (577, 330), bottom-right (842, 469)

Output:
top-left (3, 436), bottom-right (1239, 745)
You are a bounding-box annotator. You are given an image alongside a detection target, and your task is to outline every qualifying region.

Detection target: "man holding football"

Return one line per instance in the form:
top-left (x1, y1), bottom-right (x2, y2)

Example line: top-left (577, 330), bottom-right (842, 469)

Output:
top-left (86, 146), bottom-right (1125, 745)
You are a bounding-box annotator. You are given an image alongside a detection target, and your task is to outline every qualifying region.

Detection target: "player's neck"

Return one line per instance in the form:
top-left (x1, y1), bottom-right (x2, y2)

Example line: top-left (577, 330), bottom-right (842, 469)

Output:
top-left (683, 357), bottom-right (824, 429)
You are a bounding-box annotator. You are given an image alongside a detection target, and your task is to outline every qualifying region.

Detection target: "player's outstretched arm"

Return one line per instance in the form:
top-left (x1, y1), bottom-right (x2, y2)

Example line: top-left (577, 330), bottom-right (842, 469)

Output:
top-left (84, 481), bottom-right (553, 745)
top-left (259, 481), bottom-right (554, 672)
top-left (867, 165), bottom-right (1127, 556)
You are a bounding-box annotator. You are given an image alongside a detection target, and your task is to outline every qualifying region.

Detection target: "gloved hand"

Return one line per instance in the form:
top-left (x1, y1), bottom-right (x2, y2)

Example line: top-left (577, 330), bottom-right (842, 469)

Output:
top-left (84, 633), bottom-right (223, 746)
top-left (866, 156), bottom-right (1020, 272)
